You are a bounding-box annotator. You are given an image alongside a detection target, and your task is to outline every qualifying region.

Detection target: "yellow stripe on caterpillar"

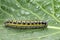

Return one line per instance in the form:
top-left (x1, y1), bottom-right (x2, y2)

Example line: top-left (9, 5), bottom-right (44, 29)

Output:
top-left (4, 20), bottom-right (47, 29)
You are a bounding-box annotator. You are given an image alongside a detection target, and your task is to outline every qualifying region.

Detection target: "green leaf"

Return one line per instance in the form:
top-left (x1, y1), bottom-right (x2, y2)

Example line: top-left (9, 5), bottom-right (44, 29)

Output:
top-left (0, 0), bottom-right (60, 40)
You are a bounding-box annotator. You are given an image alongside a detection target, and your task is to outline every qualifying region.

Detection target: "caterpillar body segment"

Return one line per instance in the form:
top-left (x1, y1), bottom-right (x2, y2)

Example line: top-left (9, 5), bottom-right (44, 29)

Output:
top-left (4, 20), bottom-right (47, 29)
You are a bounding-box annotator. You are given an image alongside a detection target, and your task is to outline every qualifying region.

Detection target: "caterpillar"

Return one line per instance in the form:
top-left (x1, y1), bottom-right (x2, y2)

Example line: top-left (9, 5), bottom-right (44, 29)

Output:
top-left (4, 20), bottom-right (47, 29)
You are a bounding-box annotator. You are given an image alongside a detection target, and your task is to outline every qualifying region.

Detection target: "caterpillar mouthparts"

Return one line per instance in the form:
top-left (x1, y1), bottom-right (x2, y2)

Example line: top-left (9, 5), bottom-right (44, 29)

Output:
top-left (4, 20), bottom-right (47, 29)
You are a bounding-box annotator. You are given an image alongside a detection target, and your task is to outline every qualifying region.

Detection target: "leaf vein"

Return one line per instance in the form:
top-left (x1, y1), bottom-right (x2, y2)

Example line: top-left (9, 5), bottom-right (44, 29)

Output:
top-left (15, 0), bottom-right (41, 20)
top-left (35, 2), bottom-right (60, 23)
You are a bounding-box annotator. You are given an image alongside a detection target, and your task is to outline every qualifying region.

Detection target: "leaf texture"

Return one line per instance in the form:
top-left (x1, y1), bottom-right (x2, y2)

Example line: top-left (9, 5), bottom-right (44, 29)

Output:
top-left (0, 0), bottom-right (60, 40)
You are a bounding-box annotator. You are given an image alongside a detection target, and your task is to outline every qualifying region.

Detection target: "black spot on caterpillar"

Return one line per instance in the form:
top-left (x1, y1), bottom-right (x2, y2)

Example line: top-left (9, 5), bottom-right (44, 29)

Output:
top-left (4, 20), bottom-right (47, 29)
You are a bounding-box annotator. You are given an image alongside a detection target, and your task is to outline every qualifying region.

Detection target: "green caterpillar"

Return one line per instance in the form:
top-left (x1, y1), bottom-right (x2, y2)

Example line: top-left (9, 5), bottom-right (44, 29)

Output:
top-left (4, 20), bottom-right (47, 29)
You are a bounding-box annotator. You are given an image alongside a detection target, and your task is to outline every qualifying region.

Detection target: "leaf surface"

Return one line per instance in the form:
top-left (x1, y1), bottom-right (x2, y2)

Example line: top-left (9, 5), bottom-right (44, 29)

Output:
top-left (0, 0), bottom-right (60, 40)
